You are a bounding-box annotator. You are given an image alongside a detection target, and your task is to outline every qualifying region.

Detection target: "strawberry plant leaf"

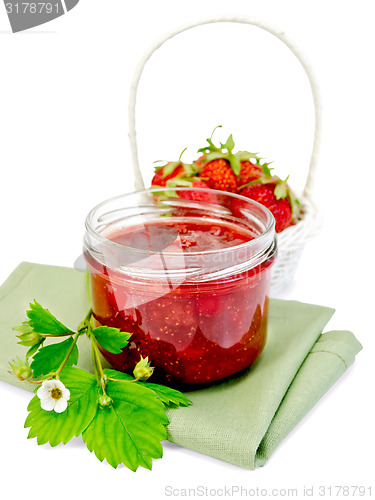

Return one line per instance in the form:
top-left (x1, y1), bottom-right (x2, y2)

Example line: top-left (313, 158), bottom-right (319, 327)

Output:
top-left (141, 382), bottom-right (192, 408)
top-left (104, 369), bottom-right (191, 408)
top-left (26, 301), bottom-right (74, 336)
top-left (92, 326), bottom-right (131, 354)
top-left (24, 367), bottom-right (99, 446)
top-left (26, 341), bottom-right (44, 359)
top-left (14, 303), bottom-right (195, 472)
top-left (31, 337), bottom-right (79, 377)
top-left (83, 379), bottom-right (168, 470)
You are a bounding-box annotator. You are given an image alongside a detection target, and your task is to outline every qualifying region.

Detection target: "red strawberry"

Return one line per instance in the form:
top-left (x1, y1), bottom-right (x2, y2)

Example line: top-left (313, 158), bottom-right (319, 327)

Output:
top-left (238, 160), bottom-right (263, 185)
top-left (167, 178), bottom-right (219, 204)
top-left (238, 178), bottom-right (298, 233)
top-left (199, 158), bottom-right (238, 192)
top-left (195, 128), bottom-right (261, 193)
top-left (151, 148), bottom-right (199, 187)
top-left (151, 164), bottom-right (186, 187)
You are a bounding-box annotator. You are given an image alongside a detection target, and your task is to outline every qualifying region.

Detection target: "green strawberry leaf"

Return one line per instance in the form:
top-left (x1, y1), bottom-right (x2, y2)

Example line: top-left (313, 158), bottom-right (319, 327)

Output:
top-left (228, 153), bottom-right (241, 176)
top-left (141, 382), bottom-right (192, 408)
top-left (203, 151), bottom-right (227, 163)
top-left (236, 150), bottom-right (261, 162)
top-left (104, 369), bottom-right (134, 382)
top-left (104, 369), bottom-right (191, 408)
top-left (30, 337), bottom-right (79, 377)
top-left (151, 188), bottom-right (180, 199)
top-left (261, 162), bottom-right (273, 177)
top-left (26, 301), bottom-right (74, 336)
top-left (16, 332), bottom-right (42, 347)
top-left (287, 187), bottom-right (300, 217)
top-left (166, 178), bottom-right (193, 188)
top-left (92, 326), bottom-right (131, 354)
top-left (274, 181), bottom-right (288, 200)
top-left (197, 139), bottom-right (221, 155)
top-left (182, 163), bottom-right (200, 177)
top-left (221, 134), bottom-right (235, 153)
top-left (26, 340), bottom-right (45, 359)
top-left (13, 322), bottom-right (33, 334)
top-left (83, 379), bottom-right (168, 470)
top-left (197, 126), bottom-right (223, 154)
top-left (162, 161), bottom-right (180, 178)
top-left (24, 367), bottom-right (99, 446)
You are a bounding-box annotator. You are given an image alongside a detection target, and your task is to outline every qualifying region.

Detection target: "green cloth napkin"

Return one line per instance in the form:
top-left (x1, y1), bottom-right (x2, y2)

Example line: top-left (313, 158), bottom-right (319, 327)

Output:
top-left (0, 262), bottom-right (362, 469)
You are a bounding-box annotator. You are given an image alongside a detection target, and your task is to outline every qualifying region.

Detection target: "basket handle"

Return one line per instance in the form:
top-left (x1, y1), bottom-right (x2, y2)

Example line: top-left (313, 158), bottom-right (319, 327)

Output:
top-left (128, 16), bottom-right (321, 198)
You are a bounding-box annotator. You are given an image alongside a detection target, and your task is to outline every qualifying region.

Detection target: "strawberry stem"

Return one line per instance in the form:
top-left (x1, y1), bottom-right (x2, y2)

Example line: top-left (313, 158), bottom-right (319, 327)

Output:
top-left (210, 125), bottom-right (222, 141)
top-left (178, 147), bottom-right (187, 162)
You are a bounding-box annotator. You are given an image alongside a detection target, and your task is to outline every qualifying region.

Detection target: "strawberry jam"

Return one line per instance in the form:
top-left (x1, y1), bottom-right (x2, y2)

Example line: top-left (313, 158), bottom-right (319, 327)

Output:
top-left (84, 188), bottom-right (276, 386)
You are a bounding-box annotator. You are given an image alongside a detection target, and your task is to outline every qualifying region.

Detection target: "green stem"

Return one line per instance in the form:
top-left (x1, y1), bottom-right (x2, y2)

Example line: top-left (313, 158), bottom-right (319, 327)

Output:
top-left (91, 340), bottom-right (107, 393)
top-left (91, 340), bottom-right (100, 382)
top-left (43, 333), bottom-right (75, 338)
top-left (26, 376), bottom-right (50, 384)
top-left (83, 308), bottom-right (107, 395)
top-left (55, 330), bottom-right (80, 378)
top-left (107, 377), bottom-right (139, 383)
top-left (77, 308), bottom-right (93, 333)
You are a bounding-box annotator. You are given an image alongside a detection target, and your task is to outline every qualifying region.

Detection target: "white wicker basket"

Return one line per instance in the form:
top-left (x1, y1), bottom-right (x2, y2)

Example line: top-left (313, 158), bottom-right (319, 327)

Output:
top-left (127, 16), bottom-right (321, 294)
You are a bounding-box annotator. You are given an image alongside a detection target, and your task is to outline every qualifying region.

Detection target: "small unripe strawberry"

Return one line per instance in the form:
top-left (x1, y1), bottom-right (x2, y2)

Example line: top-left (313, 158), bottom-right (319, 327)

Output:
top-left (9, 357), bottom-right (32, 381)
top-left (98, 394), bottom-right (113, 408)
top-left (133, 356), bottom-right (154, 381)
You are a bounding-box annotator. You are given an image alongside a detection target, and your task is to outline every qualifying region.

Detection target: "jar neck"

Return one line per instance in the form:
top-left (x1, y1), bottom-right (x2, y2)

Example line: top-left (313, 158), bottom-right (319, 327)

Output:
top-left (83, 188), bottom-right (276, 283)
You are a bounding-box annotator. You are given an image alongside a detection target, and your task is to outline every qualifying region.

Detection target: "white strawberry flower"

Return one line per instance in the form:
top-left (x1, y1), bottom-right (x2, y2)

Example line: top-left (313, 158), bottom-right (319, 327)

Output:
top-left (37, 379), bottom-right (70, 413)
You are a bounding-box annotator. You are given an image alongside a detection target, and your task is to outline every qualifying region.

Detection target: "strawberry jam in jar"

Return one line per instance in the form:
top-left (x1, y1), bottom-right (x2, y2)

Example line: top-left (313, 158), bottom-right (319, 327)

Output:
top-left (84, 188), bottom-right (276, 386)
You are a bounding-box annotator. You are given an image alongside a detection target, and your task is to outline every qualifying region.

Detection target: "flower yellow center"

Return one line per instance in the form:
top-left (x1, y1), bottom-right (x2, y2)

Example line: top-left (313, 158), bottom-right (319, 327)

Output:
top-left (50, 387), bottom-right (63, 400)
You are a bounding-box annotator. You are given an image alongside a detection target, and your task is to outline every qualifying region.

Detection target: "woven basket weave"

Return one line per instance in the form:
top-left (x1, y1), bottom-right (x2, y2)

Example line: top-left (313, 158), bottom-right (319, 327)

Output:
top-left (127, 16), bottom-right (321, 294)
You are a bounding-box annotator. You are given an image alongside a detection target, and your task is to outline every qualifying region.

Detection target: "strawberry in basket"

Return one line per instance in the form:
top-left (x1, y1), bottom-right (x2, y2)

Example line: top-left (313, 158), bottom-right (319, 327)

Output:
top-left (236, 163), bottom-right (299, 233)
top-left (150, 129), bottom-right (299, 233)
top-left (195, 129), bottom-right (299, 232)
top-left (151, 148), bottom-right (199, 187)
top-left (151, 150), bottom-right (218, 203)
top-left (165, 178), bottom-right (219, 204)
top-left (195, 127), bottom-right (263, 192)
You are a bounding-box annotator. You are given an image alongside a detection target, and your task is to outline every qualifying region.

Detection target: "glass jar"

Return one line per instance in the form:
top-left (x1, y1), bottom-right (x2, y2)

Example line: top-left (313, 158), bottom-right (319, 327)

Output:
top-left (84, 188), bottom-right (277, 386)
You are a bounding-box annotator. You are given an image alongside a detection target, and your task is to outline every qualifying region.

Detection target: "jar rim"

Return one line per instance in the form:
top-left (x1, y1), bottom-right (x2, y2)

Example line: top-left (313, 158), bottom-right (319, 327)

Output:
top-left (85, 187), bottom-right (275, 258)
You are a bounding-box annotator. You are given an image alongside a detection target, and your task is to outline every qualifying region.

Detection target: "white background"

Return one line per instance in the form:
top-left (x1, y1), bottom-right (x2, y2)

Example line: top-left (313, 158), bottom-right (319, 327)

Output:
top-left (0, 1), bottom-right (374, 499)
